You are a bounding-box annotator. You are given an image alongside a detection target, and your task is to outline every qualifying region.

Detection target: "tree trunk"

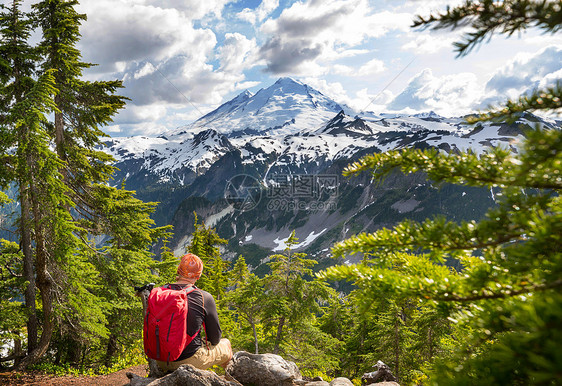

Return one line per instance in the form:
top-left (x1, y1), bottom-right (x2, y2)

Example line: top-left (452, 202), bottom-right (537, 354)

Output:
top-left (19, 185), bottom-right (37, 353)
top-left (428, 327), bottom-right (434, 360)
top-left (15, 239), bottom-right (54, 370)
top-left (273, 316), bottom-right (285, 355)
top-left (249, 316), bottom-right (259, 354)
top-left (393, 314), bottom-right (400, 381)
top-left (104, 333), bottom-right (118, 367)
top-left (54, 97), bottom-right (64, 158)
top-left (15, 179), bottom-right (54, 370)
top-left (13, 335), bottom-right (22, 367)
top-left (12, 4), bottom-right (37, 353)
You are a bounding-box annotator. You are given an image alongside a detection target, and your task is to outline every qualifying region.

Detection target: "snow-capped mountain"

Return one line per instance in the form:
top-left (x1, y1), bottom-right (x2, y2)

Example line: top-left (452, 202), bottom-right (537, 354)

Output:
top-left (172, 77), bottom-right (350, 137)
top-left (102, 78), bottom-right (560, 267)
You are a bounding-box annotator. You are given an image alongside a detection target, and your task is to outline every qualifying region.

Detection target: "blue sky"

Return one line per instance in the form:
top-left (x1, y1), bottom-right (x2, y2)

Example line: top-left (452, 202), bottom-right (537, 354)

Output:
top-left (65, 0), bottom-right (562, 136)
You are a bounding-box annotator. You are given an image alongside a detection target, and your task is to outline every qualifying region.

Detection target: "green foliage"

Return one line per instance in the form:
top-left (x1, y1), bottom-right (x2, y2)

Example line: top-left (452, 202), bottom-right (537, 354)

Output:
top-left (155, 240), bottom-right (180, 284)
top-left (225, 256), bottom-right (267, 354)
top-left (325, 128), bottom-right (562, 383)
top-left (29, 340), bottom-right (146, 376)
top-left (0, 239), bottom-right (26, 346)
top-left (0, 0), bottom-right (169, 371)
top-left (321, 2), bottom-right (562, 383)
top-left (323, 7), bottom-right (562, 379)
top-left (187, 212), bottom-right (229, 301)
top-left (319, 253), bottom-right (452, 383)
top-left (259, 231), bottom-right (340, 372)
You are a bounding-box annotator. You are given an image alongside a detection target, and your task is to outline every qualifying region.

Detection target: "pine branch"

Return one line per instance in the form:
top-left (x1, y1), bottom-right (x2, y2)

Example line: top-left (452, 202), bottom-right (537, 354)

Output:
top-left (413, 0), bottom-right (562, 57)
top-left (332, 191), bottom-right (556, 258)
top-left (2, 263), bottom-right (22, 277)
top-left (436, 278), bottom-right (562, 301)
top-left (467, 83), bottom-right (562, 123)
top-left (343, 128), bottom-right (562, 191)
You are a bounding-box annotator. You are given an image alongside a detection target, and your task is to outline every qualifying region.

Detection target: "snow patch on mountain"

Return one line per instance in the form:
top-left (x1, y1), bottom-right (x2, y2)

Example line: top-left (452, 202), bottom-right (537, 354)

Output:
top-left (171, 77), bottom-right (347, 137)
top-left (272, 229), bottom-right (327, 252)
top-left (103, 78), bottom-right (558, 186)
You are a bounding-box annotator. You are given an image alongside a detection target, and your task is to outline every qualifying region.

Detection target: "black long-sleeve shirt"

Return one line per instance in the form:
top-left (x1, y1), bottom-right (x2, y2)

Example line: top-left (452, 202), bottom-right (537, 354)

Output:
top-left (167, 284), bottom-right (222, 360)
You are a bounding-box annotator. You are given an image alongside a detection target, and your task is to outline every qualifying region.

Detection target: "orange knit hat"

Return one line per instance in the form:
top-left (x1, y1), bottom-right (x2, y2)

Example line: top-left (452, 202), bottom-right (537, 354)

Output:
top-left (177, 253), bottom-right (203, 279)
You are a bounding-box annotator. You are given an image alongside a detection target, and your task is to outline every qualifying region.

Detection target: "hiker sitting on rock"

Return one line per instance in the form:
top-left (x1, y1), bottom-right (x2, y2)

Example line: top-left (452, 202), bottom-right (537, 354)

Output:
top-left (144, 253), bottom-right (232, 372)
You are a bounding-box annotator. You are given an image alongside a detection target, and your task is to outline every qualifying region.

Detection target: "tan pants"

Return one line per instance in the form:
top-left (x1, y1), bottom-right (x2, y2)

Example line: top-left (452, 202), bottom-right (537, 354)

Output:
top-left (156, 338), bottom-right (232, 372)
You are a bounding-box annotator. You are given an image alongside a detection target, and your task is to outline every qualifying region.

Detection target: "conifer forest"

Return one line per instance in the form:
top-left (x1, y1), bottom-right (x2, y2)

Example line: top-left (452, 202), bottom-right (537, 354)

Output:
top-left (0, 0), bottom-right (560, 384)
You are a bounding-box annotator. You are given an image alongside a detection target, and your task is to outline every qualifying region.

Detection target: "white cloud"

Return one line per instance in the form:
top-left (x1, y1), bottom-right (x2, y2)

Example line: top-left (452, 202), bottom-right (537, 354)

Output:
top-left (134, 62), bottom-right (156, 79)
top-left (401, 32), bottom-right (458, 54)
top-left (118, 0), bottom-right (233, 20)
top-left (539, 68), bottom-right (562, 89)
top-left (237, 0), bottom-right (279, 25)
top-left (402, 0), bottom-right (466, 15)
top-left (303, 78), bottom-right (348, 102)
top-left (472, 45), bottom-right (562, 109)
top-left (79, 1), bottom-right (217, 73)
top-left (258, 0), bottom-right (411, 75)
top-left (113, 103), bottom-right (169, 126)
top-left (301, 77), bottom-right (394, 113)
top-left (235, 80), bottom-right (262, 89)
top-left (356, 88), bottom-right (395, 112)
top-left (217, 33), bottom-right (261, 73)
top-left (485, 45), bottom-right (562, 95)
top-left (388, 69), bottom-right (482, 116)
top-left (332, 58), bottom-right (385, 77)
top-left (73, 0), bottom-right (557, 136)
top-left (76, 0), bottom-right (260, 135)
top-left (358, 59), bottom-right (386, 76)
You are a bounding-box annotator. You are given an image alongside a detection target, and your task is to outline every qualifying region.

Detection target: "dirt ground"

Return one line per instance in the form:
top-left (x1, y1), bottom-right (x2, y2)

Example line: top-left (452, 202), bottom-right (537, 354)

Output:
top-left (0, 365), bottom-right (148, 386)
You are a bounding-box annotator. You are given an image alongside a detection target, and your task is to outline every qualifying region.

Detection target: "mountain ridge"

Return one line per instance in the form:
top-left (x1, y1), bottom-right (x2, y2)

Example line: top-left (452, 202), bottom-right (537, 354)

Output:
top-left (101, 78), bottom-right (560, 268)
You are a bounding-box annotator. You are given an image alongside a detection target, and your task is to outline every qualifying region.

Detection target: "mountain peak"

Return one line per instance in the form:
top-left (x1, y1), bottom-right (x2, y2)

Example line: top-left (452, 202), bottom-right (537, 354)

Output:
top-left (274, 77), bottom-right (301, 85)
top-left (231, 89), bottom-right (253, 103)
top-left (240, 89), bottom-right (253, 98)
top-left (182, 78), bottom-right (348, 136)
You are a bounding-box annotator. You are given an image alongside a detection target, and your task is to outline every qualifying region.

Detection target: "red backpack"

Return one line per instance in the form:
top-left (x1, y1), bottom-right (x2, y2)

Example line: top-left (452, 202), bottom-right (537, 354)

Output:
top-left (143, 285), bottom-right (201, 363)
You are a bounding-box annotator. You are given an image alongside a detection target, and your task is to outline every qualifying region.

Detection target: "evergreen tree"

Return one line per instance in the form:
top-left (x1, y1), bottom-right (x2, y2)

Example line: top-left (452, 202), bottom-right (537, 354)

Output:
top-left (0, 217), bottom-right (26, 368)
top-left (226, 256), bottom-right (266, 354)
top-left (0, 0), bottom-right (169, 370)
top-left (187, 213), bottom-right (228, 301)
top-left (322, 1), bottom-right (562, 383)
top-left (85, 185), bottom-right (170, 366)
top-left (155, 239), bottom-right (179, 284)
top-left (0, 0), bottom-right (40, 357)
top-left (8, 68), bottom-right (65, 370)
top-left (262, 231), bottom-right (339, 375)
top-left (319, 257), bottom-right (450, 383)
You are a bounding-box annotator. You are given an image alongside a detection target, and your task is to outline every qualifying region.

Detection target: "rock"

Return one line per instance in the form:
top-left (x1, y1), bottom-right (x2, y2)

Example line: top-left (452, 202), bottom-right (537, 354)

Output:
top-left (127, 372), bottom-right (153, 386)
top-left (361, 361), bottom-right (397, 385)
top-left (147, 359), bottom-right (165, 378)
top-left (226, 351), bottom-right (302, 386)
top-left (127, 364), bottom-right (238, 386)
top-left (365, 383), bottom-right (400, 386)
top-left (329, 377), bottom-right (354, 386)
top-left (305, 382), bottom-right (329, 386)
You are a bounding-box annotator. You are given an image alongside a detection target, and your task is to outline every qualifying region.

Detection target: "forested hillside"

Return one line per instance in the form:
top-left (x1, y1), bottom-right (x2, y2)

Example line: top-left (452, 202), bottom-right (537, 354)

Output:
top-left (0, 0), bottom-right (560, 385)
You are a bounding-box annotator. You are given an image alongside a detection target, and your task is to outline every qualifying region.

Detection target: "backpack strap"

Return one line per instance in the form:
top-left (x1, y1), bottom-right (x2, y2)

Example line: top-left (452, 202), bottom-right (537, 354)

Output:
top-left (186, 287), bottom-right (209, 349)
